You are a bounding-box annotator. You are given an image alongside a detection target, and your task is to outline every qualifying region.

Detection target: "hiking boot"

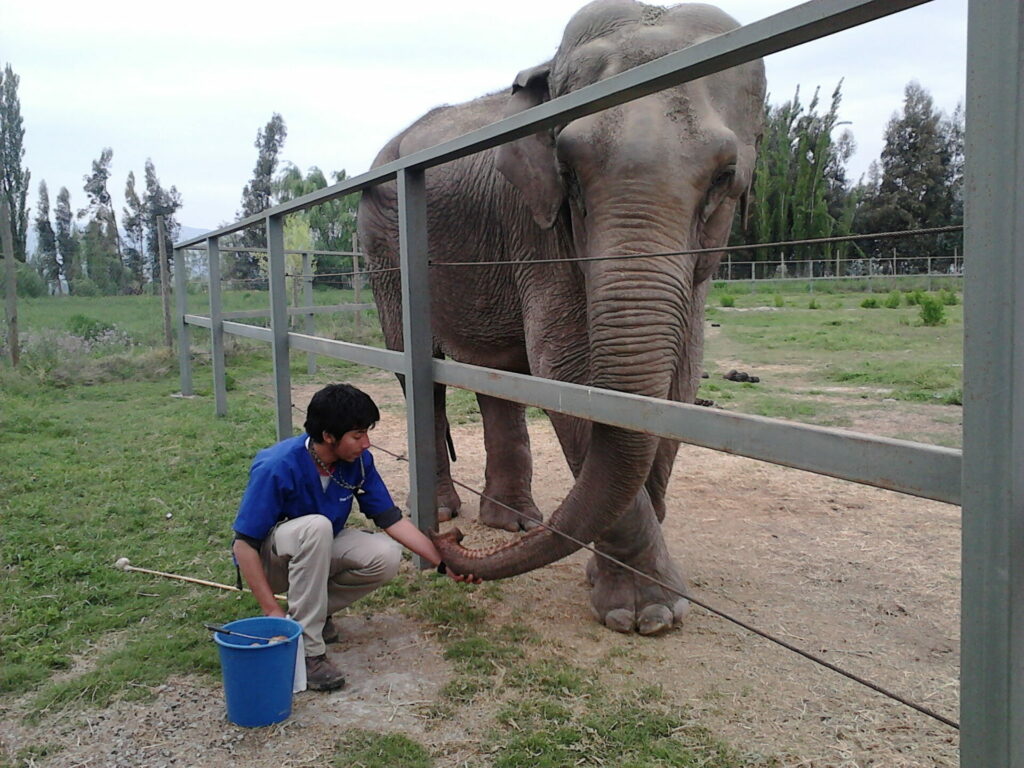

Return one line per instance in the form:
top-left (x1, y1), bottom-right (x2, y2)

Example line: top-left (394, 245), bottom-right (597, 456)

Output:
top-left (322, 616), bottom-right (340, 645)
top-left (305, 654), bottom-right (345, 691)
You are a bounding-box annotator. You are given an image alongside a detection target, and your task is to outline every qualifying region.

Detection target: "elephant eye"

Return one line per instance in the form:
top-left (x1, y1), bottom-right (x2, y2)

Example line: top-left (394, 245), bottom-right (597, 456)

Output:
top-left (700, 165), bottom-right (737, 223)
top-left (711, 166), bottom-right (737, 190)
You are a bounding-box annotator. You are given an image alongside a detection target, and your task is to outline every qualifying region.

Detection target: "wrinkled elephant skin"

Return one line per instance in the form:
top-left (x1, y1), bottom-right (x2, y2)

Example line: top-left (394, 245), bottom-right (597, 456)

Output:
top-left (358, 0), bottom-right (765, 634)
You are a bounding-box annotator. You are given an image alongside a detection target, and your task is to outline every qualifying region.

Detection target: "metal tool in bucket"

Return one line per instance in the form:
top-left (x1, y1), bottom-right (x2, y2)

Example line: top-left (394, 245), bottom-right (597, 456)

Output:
top-left (210, 616), bottom-right (303, 727)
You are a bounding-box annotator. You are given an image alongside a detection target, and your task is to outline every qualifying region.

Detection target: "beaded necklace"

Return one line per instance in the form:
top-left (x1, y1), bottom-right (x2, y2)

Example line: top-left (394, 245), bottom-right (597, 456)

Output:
top-left (308, 443), bottom-right (367, 496)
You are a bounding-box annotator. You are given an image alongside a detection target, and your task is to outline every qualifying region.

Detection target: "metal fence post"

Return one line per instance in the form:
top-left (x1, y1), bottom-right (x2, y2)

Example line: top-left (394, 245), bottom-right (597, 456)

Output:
top-left (303, 252), bottom-right (317, 374)
top-left (397, 168), bottom-right (438, 557)
top-left (208, 237), bottom-right (227, 416)
top-left (267, 215), bottom-right (292, 440)
top-left (961, 0), bottom-right (1024, 764)
top-left (174, 247), bottom-right (192, 396)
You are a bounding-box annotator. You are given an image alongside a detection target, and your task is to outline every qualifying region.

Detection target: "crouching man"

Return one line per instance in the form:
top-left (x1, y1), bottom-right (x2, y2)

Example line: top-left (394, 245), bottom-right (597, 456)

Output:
top-left (232, 383), bottom-right (478, 691)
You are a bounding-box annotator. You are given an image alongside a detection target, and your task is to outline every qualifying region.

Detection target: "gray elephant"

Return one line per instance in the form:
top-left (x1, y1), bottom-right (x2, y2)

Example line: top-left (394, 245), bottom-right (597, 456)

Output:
top-left (358, 0), bottom-right (765, 634)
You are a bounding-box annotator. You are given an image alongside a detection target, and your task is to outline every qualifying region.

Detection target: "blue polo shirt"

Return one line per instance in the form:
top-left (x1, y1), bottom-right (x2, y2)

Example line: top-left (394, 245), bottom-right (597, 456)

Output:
top-left (233, 435), bottom-right (402, 541)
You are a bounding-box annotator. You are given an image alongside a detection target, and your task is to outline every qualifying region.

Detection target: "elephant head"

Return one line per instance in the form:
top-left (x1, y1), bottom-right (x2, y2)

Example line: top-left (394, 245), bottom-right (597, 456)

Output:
top-left (434, 0), bottom-right (766, 579)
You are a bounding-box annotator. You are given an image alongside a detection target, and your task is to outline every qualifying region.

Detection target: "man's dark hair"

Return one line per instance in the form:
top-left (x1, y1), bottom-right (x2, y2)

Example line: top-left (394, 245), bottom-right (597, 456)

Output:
top-left (304, 383), bottom-right (380, 442)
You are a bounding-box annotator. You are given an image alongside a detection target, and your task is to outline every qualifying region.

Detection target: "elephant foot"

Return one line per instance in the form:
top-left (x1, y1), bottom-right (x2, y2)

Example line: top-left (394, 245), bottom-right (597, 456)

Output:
top-left (413, 482), bottom-right (461, 523)
top-left (478, 494), bottom-right (542, 532)
top-left (585, 554), bottom-right (690, 635)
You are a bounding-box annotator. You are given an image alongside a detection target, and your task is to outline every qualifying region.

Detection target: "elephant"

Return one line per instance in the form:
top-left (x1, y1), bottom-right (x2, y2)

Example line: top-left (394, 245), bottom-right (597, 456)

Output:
top-left (357, 0), bottom-right (766, 634)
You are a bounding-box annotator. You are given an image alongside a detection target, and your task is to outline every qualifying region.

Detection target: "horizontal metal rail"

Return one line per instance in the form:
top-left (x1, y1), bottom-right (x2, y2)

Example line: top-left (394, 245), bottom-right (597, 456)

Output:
top-left (287, 332), bottom-right (403, 373)
top-left (180, 245), bottom-right (362, 256)
top-left (174, 0), bottom-right (931, 251)
top-left (183, 314), bottom-right (212, 329)
top-left (222, 320), bottom-right (272, 342)
top-left (434, 359), bottom-right (961, 506)
top-left (184, 304), bottom-right (962, 504)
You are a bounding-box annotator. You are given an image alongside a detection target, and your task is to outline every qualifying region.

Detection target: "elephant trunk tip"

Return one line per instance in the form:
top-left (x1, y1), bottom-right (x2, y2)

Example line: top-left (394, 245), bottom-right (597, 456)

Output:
top-left (430, 526), bottom-right (465, 547)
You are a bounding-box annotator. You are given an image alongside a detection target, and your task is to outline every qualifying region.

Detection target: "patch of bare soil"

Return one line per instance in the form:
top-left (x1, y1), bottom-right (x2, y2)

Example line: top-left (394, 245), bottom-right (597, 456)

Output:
top-left (3, 372), bottom-right (959, 767)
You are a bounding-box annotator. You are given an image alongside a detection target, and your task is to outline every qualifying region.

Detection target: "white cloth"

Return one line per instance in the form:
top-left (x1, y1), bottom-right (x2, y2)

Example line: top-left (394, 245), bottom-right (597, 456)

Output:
top-left (293, 634), bottom-right (306, 693)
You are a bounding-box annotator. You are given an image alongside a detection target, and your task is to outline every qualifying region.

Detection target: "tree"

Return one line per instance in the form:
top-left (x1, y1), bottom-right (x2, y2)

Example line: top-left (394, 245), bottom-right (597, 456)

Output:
top-left (79, 217), bottom-right (123, 295)
top-left (1, 63), bottom-right (30, 263)
top-left (736, 82), bottom-right (857, 277)
top-left (122, 171), bottom-right (146, 289)
top-left (230, 113), bottom-right (287, 283)
top-left (34, 180), bottom-right (60, 294)
top-left (143, 159), bottom-right (182, 282)
top-left (54, 186), bottom-right (81, 292)
top-left (80, 148), bottom-right (124, 270)
top-left (273, 164), bottom-right (359, 287)
top-left (854, 82), bottom-right (961, 264)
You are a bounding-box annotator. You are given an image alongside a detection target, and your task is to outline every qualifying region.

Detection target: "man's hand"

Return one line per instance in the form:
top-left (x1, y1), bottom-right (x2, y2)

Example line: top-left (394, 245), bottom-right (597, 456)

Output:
top-left (447, 569), bottom-right (483, 585)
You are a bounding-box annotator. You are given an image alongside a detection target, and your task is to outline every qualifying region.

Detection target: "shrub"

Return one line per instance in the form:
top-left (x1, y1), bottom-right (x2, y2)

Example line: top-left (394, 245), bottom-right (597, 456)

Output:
top-left (940, 289), bottom-right (960, 306)
top-left (0, 262), bottom-right (47, 297)
top-left (67, 315), bottom-right (115, 341)
top-left (808, 298), bottom-right (820, 310)
top-left (719, 294), bottom-right (735, 308)
top-left (70, 277), bottom-right (100, 297)
top-left (773, 294), bottom-right (785, 308)
top-left (919, 294), bottom-right (947, 326)
top-left (904, 289), bottom-right (925, 306)
top-left (883, 291), bottom-right (902, 309)
top-left (860, 297), bottom-right (879, 309)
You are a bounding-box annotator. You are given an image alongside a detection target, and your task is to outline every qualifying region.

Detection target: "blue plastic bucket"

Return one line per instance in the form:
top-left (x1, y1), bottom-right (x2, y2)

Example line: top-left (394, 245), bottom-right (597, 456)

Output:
top-left (213, 616), bottom-right (303, 727)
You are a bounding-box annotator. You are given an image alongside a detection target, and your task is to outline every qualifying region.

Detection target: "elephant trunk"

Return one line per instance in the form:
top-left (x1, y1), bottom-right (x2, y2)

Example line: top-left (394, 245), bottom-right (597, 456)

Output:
top-left (434, 255), bottom-right (690, 580)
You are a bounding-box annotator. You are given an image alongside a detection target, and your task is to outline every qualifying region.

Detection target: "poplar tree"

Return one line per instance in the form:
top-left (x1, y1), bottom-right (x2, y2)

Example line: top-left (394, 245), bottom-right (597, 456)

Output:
top-left (143, 159), bottom-right (182, 281)
top-left (81, 148), bottom-right (124, 270)
top-left (34, 180), bottom-right (60, 294)
top-left (54, 187), bottom-right (80, 292)
top-left (231, 113), bottom-right (287, 283)
top-left (1, 63), bottom-right (30, 262)
top-left (736, 82), bottom-right (856, 277)
top-left (122, 171), bottom-right (146, 288)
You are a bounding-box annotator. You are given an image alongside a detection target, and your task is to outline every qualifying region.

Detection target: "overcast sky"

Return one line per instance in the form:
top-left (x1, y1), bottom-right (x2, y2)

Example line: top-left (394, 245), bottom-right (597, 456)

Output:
top-left (3, 0), bottom-right (967, 236)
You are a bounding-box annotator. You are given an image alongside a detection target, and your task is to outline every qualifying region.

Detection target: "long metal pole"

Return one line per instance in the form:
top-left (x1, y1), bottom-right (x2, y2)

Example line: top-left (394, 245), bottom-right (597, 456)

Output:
top-left (267, 216), bottom-right (292, 441)
top-left (397, 168), bottom-right (437, 560)
top-left (208, 237), bottom-right (227, 416)
top-left (960, 1), bottom-right (1024, 764)
top-left (1, 197), bottom-right (18, 367)
top-left (174, 246), bottom-right (192, 396)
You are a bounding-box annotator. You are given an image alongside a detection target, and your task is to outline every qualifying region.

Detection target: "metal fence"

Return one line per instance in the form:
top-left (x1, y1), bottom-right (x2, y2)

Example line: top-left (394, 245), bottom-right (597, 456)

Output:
top-left (173, 1), bottom-right (1022, 764)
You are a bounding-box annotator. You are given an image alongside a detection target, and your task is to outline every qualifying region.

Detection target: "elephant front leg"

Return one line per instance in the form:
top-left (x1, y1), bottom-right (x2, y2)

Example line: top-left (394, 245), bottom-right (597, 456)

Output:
top-left (585, 488), bottom-right (690, 635)
top-left (476, 394), bottom-right (542, 532)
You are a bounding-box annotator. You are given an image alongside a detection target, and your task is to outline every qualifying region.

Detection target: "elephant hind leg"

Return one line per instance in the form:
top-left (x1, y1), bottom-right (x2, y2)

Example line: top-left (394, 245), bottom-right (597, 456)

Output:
top-left (476, 393), bottom-right (542, 532)
top-left (434, 382), bottom-right (462, 521)
top-left (393, 373), bottom-right (462, 521)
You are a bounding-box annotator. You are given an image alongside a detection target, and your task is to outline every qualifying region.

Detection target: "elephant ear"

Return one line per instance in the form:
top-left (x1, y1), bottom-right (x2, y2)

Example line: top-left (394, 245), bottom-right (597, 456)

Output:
top-left (495, 63), bottom-right (565, 230)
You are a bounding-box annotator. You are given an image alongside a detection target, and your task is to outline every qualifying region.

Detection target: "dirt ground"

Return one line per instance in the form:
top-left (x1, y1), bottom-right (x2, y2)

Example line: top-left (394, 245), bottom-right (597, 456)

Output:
top-left (0, 372), bottom-right (961, 767)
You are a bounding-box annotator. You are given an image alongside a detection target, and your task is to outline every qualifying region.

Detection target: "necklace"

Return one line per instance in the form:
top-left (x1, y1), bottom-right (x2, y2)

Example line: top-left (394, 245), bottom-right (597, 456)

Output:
top-left (308, 444), bottom-right (367, 496)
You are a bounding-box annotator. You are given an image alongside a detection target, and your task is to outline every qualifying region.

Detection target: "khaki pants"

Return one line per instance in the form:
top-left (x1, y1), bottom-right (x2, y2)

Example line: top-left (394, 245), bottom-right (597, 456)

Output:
top-left (260, 516), bottom-right (401, 656)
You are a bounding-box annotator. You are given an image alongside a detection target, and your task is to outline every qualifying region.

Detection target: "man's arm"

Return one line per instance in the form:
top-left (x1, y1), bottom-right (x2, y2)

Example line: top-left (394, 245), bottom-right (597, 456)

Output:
top-left (383, 519), bottom-right (481, 583)
top-left (232, 538), bottom-right (286, 617)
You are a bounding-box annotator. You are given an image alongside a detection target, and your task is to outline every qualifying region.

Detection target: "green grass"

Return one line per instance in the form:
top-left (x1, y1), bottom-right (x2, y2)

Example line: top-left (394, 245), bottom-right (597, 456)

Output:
top-left (0, 288), bottom-right (962, 763)
top-left (0, 366), bottom-right (279, 712)
top-left (332, 729), bottom-right (433, 768)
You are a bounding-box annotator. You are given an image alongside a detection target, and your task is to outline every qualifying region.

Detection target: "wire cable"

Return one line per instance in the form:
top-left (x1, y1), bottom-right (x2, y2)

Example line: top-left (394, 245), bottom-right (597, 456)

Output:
top-left (427, 225), bottom-right (964, 268)
top-left (370, 439), bottom-right (959, 731)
